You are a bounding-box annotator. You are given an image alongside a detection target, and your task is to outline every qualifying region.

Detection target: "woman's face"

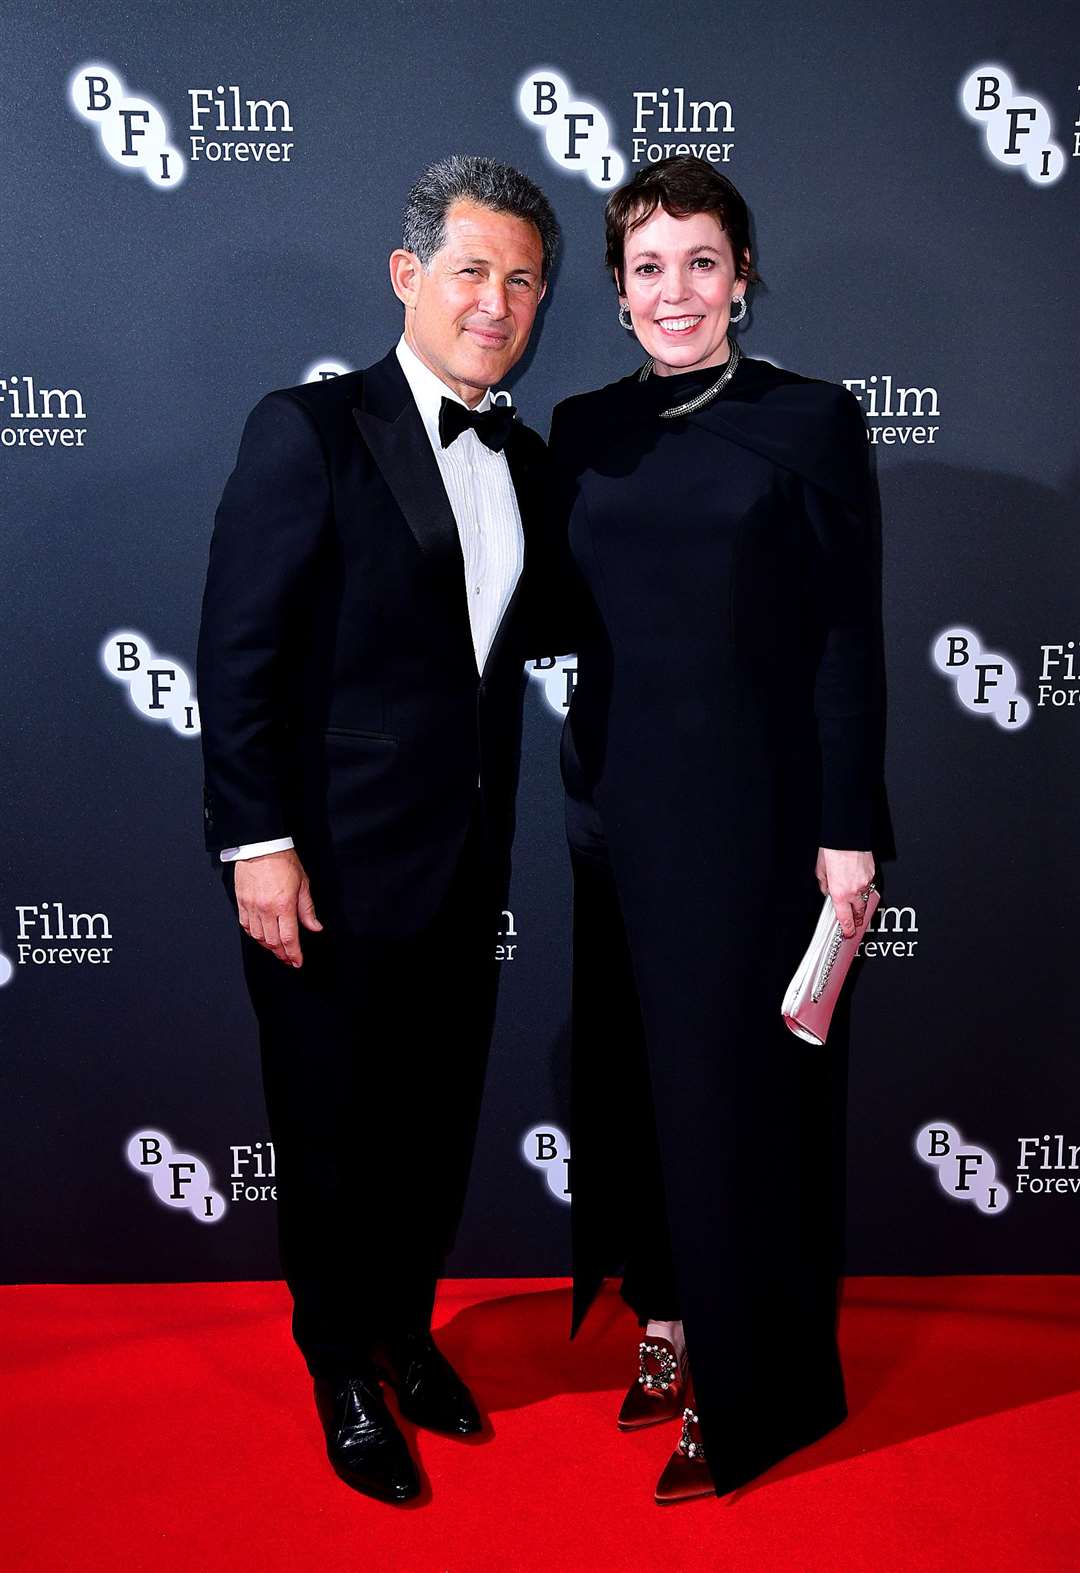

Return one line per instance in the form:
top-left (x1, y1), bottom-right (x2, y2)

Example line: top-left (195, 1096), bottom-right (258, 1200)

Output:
top-left (619, 205), bottom-right (746, 377)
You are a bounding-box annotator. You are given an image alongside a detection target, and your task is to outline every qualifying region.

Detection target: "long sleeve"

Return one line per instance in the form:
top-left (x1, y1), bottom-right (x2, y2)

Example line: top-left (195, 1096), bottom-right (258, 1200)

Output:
top-left (196, 392), bottom-right (330, 854)
top-left (803, 390), bottom-right (887, 852)
top-left (525, 398), bottom-right (589, 661)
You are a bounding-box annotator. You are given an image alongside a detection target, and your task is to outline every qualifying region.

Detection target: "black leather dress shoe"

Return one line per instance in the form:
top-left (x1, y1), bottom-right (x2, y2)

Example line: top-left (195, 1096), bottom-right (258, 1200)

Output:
top-left (313, 1372), bottom-right (420, 1503)
top-left (376, 1332), bottom-right (482, 1436)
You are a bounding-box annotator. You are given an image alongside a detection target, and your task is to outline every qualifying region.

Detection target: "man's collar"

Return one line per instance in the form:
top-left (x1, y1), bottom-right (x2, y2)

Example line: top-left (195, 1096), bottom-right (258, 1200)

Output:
top-left (395, 335), bottom-right (491, 443)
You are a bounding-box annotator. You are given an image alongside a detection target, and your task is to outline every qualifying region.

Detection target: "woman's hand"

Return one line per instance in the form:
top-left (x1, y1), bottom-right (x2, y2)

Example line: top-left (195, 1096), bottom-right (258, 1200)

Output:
top-left (816, 847), bottom-right (876, 939)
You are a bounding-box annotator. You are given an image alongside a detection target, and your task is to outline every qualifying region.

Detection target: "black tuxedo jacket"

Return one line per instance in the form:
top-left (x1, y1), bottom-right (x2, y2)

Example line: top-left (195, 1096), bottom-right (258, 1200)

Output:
top-left (196, 348), bottom-right (552, 938)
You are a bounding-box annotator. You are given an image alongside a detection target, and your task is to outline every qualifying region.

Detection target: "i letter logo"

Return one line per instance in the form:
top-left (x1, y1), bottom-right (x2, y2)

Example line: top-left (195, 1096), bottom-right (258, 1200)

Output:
top-left (68, 61), bottom-right (186, 188)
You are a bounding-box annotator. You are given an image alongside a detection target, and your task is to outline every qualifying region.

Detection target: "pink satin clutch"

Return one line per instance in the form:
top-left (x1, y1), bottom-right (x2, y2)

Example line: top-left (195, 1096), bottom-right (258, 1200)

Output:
top-left (781, 883), bottom-right (880, 1045)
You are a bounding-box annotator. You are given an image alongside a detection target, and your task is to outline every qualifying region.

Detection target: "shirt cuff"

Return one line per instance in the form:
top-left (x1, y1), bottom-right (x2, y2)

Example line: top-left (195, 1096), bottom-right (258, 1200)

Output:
top-left (220, 837), bottom-right (295, 862)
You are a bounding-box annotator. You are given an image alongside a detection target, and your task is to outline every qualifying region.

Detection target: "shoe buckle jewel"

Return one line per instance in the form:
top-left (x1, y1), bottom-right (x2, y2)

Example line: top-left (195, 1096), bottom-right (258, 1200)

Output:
top-left (677, 1406), bottom-right (706, 1461)
top-left (638, 1339), bottom-right (680, 1394)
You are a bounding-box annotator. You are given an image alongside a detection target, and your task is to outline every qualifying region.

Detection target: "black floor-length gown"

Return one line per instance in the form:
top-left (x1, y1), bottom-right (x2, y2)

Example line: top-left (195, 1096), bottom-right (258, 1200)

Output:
top-left (549, 352), bottom-right (890, 1496)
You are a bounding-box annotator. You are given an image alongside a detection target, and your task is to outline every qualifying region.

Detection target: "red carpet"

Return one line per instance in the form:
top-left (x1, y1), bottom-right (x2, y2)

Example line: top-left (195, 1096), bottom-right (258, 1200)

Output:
top-left (4, 1276), bottom-right (1079, 1572)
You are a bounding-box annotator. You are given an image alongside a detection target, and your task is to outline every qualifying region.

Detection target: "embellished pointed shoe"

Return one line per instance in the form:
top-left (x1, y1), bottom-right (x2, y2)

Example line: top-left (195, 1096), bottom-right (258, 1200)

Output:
top-left (313, 1372), bottom-right (420, 1504)
top-left (617, 1336), bottom-right (688, 1431)
top-left (654, 1405), bottom-right (715, 1504)
top-left (376, 1332), bottom-right (482, 1437)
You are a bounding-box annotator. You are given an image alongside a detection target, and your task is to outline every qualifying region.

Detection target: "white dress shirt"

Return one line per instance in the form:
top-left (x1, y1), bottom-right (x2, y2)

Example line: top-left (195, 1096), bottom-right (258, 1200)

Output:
top-left (221, 335), bottom-right (525, 863)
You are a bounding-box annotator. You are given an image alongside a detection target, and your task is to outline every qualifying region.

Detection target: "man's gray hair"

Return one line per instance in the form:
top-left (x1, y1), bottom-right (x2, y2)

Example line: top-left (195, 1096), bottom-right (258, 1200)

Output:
top-left (402, 155), bottom-right (560, 283)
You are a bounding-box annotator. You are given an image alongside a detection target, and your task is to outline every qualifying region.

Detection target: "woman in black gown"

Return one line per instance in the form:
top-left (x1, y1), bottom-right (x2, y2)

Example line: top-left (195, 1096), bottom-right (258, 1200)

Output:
top-left (549, 157), bottom-right (889, 1503)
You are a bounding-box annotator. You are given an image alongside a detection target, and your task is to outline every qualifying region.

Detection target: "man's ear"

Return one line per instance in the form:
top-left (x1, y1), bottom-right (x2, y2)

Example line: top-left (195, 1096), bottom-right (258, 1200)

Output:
top-left (389, 248), bottom-right (423, 308)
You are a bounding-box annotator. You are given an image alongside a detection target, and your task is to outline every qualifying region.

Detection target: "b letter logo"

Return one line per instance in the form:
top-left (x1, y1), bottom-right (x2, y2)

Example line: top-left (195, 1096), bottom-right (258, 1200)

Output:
top-left (516, 69), bottom-right (625, 190)
top-left (303, 359), bottom-right (351, 383)
top-left (68, 62), bottom-right (186, 189)
top-left (522, 1124), bottom-right (571, 1204)
top-left (126, 1129), bottom-right (227, 1222)
top-left (931, 625), bottom-right (1030, 730)
top-left (915, 1120), bottom-right (1009, 1214)
top-left (959, 63), bottom-right (1065, 186)
top-left (100, 629), bottom-right (200, 737)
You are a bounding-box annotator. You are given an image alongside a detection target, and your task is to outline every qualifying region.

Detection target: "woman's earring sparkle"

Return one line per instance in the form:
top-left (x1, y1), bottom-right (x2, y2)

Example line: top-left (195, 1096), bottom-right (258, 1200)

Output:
top-left (618, 303), bottom-right (634, 331)
top-left (729, 295), bottom-right (747, 324)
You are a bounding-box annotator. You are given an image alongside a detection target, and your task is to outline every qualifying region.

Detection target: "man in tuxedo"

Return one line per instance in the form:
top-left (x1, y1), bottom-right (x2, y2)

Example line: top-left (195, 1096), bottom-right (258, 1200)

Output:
top-left (196, 155), bottom-right (559, 1504)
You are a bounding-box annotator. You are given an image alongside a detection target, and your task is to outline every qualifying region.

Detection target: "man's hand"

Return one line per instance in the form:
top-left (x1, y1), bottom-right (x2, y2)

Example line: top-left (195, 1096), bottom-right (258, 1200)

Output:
top-left (234, 848), bottom-right (323, 967)
top-left (815, 847), bottom-right (876, 939)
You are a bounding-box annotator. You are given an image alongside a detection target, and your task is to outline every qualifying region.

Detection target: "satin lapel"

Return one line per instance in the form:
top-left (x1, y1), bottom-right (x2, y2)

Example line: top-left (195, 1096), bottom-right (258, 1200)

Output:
top-left (351, 352), bottom-right (463, 567)
top-left (480, 420), bottom-right (534, 682)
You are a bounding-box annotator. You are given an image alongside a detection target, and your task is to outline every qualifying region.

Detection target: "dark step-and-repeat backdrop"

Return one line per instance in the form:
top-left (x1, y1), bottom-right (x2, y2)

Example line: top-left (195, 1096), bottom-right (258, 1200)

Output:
top-left (4, 1), bottom-right (1078, 1285)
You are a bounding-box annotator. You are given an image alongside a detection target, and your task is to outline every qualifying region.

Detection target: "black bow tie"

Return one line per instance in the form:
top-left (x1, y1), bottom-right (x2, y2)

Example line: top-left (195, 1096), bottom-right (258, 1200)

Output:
top-left (438, 397), bottom-right (516, 453)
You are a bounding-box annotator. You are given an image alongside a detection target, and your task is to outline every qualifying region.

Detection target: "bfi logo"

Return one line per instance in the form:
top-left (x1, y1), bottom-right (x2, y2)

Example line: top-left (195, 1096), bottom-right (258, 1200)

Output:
top-left (915, 1121), bottom-right (1009, 1214)
top-left (528, 654), bottom-right (577, 716)
top-left (516, 68), bottom-right (625, 190)
top-left (68, 62), bottom-right (295, 185)
top-left (959, 63), bottom-right (1065, 186)
top-left (932, 626), bottom-right (1030, 730)
top-left (522, 1124), bottom-right (571, 1204)
top-left (126, 1129), bottom-right (227, 1222)
top-left (68, 61), bottom-right (186, 188)
top-left (100, 629), bottom-right (200, 738)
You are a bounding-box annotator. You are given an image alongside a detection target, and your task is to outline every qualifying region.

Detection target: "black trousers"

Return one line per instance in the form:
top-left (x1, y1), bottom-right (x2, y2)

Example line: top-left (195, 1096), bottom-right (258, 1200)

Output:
top-left (224, 811), bottom-right (500, 1379)
top-left (566, 785), bottom-right (682, 1325)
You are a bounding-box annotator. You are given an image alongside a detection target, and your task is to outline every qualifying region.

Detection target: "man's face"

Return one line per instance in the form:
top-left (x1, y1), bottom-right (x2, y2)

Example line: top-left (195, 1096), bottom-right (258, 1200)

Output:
top-left (390, 199), bottom-right (546, 405)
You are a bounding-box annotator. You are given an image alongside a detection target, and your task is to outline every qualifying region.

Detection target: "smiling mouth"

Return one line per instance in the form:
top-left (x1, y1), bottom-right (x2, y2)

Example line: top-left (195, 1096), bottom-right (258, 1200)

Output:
top-left (465, 326), bottom-right (510, 346)
top-left (655, 315), bottom-right (705, 335)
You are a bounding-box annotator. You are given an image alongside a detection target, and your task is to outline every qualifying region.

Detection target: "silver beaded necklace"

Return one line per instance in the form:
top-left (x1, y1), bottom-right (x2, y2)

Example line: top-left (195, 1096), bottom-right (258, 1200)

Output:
top-left (638, 338), bottom-right (742, 418)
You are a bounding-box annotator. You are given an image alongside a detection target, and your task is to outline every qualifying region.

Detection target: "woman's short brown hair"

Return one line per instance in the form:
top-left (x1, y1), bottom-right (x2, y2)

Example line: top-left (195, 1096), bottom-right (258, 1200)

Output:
top-left (604, 155), bottom-right (760, 294)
